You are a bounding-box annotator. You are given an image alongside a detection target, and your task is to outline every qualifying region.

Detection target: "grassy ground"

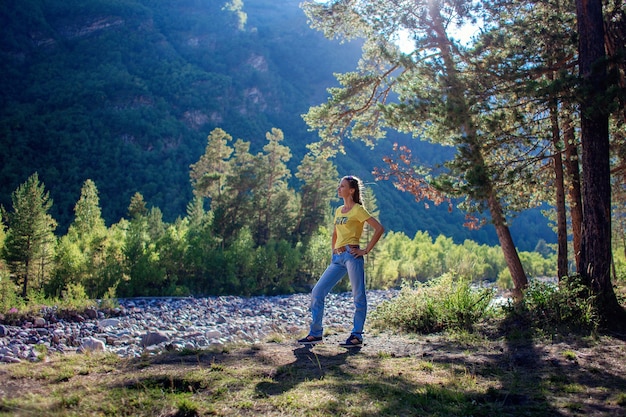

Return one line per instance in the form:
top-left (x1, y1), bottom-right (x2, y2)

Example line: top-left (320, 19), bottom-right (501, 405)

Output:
top-left (1, 324), bottom-right (625, 417)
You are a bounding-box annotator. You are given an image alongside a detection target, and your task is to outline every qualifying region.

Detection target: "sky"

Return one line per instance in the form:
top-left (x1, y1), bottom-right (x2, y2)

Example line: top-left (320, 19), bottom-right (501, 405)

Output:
top-left (396, 22), bottom-right (480, 52)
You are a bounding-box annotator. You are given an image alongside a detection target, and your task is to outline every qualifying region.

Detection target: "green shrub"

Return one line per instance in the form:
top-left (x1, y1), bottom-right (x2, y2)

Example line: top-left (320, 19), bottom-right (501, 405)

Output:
top-left (0, 273), bottom-right (25, 314)
top-left (98, 286), bottom-right (119, 310)
top-left (58, 283), bottom-right (97, 312)
top-left (496, 268), bottom-right (513, 290)
top-left (505, 275), bottom-right (599, 332)
top-left (371, 273), bottom-right (495, 333)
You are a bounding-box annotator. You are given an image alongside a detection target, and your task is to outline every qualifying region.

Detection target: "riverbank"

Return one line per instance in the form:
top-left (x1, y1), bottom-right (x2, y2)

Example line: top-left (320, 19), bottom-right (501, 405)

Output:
top-left (0, 290), bottom-right (398, 362)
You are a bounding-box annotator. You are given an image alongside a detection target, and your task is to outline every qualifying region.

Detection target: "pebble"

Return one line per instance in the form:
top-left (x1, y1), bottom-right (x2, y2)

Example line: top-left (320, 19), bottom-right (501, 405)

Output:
top-left (0, 290), bottom-right (397, 362)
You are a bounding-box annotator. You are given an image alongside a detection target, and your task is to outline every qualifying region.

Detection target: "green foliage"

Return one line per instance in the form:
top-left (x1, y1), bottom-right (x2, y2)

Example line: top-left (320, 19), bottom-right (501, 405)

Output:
top-left (297, 226), bottom-right (332, 290)
top-left (98, 286), bottom-right (119, 310)
top-left (175, 397), bottom-right (200, 417)
top-left (117, 207), bottom-right (169, 297)
top-left (496, 268), bottom-right (514, 290)
top-left (190, 128), bottom-right (234, 202)
top-left (371, 273), bottom-right (495, 334)
top-left (0, 158), bottom-right (562, 302)
top-left (0, 218), bottom-right (6, 274)
top-left (1, 173), bottom-right (57, 297)
top-left (372, 230), bottom-right (554, 288)
top-left (614, 246), bottom-right (626, 284)
top-left (0, 273), bottom-right (25, 314)
top-left (0, 279), bottom-right (96, 317)
top-left (47, 235), bottom-right (83, 296)
top-left (504, 275), bottom-right (599, 332)
top-left (195, 127), bottom-right (301, 247)
top-left (0, 0), bottom-right (556, 251)
top-left (248, 239), bottom-right (300, 295)
top-left (294, 153), bottom-right (338, 244)
top-left (49, 179), bottom-right (115, 299)
top-left (59, 282), bottom-right (96, 311)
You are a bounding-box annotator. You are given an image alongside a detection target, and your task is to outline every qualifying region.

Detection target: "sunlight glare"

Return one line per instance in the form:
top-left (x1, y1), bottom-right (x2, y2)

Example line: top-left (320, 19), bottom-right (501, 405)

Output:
top-left (396, 22), bottom-right (479, 53)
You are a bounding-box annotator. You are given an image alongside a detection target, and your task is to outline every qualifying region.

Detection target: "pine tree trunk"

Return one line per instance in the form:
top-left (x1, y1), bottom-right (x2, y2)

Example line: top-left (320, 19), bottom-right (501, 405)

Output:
top-left (550, 103), bottom-right (569, 279)
top-left (427, 3), bottom-right (529, 297)
top-left (562, 112), bottom-right (583, 271)
top-left (487, 193), bottom-right (527, 298)
top-left (22, 258), bottom-right (30, 298)
top-left (576, 0), bottom-right (626, 327)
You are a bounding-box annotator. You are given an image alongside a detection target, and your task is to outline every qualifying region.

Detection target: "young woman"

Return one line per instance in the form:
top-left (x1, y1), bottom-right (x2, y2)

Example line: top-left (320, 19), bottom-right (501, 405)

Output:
top-left (298, 175), bottom-right (385, 347)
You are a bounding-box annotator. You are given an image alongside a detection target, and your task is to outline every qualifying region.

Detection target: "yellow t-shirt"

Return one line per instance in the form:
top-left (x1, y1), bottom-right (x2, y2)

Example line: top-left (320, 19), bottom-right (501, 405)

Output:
top-left (333, 204), bottom-right (371, 248)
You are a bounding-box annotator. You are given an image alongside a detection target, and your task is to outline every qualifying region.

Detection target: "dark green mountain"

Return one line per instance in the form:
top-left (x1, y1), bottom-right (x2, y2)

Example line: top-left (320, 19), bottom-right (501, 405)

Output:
top-left (0, 0), bottom-right (555, 251)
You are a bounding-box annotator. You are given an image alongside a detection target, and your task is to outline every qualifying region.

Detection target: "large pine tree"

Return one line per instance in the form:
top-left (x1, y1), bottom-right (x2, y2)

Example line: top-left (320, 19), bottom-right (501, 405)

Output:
top-left (1, 173), bottom-right (57, 297)
top-left (575, 0), bottom-right (626, 327)
top-left (301, 0), bottom-right (529, 295)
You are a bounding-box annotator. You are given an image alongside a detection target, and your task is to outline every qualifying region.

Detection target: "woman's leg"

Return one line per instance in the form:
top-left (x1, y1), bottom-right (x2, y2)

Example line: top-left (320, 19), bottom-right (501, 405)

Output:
top-left (309, 255), bottom-right (346, 337)
top-left (346, 255), bottom-right (366, 338)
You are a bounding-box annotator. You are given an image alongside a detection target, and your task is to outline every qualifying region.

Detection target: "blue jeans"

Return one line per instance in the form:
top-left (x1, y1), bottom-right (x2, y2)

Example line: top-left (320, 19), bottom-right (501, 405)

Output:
top-left (308, 247), bottom-right (366, 339)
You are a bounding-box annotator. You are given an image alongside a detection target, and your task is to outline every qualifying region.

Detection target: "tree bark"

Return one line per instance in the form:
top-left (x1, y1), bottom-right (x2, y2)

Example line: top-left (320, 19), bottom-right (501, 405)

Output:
top-left (550, 103), bottom-right (569, 279)
top-left (562, 112), bottom-right (583, 272)
top-left (488, 193), bottom-right (527, 298)
top-left (576, 0), bottom-right (625, 326)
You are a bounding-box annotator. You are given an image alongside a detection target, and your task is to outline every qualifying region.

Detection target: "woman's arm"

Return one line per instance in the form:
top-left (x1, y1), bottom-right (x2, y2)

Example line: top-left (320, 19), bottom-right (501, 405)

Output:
top-left (357, 217), bottom-right (384, 257)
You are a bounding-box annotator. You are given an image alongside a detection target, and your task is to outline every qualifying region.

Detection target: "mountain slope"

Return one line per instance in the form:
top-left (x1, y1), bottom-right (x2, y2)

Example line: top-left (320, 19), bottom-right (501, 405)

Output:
top-left (0, 0), bottom-right (555, 250)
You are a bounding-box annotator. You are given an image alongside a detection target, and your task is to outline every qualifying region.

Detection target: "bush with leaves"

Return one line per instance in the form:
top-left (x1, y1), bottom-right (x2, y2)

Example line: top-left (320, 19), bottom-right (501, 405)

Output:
top-left (509, 275), bottom-right (599, 332)
top-left (58, 282), bottom-right (96, 312)
top-left (371, 273), bottom-right (495, 333)
top-left (0, 273), bottom-right (25, 314)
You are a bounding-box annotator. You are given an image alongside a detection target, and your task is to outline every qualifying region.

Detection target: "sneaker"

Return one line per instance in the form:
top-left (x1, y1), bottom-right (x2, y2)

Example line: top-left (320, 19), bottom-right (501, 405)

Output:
top-left (339, 334), bottom-right (362, 348)
top-left (298, 335), bottom-right (323, 345)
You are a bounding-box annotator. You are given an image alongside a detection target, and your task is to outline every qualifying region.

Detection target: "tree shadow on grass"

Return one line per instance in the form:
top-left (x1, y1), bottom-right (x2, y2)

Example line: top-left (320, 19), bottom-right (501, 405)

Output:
top-left (253, 324), bottom-right (626, 416)
top-left (114, 324), bottom-right (626, 416)
top-left (255, 345), bottom-right (452, 416)
top-left (255, 345), bottom-right (358, 396)
top-left (252, 339), bottom-right (565, 417)
top-left (490, 310), bottom-right (626, 417)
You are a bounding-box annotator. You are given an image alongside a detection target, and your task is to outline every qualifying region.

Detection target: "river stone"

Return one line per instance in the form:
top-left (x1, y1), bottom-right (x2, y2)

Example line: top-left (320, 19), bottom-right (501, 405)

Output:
top-left (79, 337), bottom-right (106, 353)
top-left (141, 331), bottom-right (169, 347)
top-left (98, 318), bottom-right (121, 328)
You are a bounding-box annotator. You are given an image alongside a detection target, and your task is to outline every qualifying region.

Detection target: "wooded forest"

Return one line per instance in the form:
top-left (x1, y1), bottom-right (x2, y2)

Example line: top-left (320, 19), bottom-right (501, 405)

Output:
top-left (0, 137), bottom-right (557, 302)
top-left (0, 0), bottom-right (555, 251)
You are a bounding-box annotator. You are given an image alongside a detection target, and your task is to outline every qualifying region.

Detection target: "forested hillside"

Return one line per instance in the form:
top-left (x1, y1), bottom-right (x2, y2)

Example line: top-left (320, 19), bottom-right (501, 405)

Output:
top-left (0, 0), bottom-right (555, 250)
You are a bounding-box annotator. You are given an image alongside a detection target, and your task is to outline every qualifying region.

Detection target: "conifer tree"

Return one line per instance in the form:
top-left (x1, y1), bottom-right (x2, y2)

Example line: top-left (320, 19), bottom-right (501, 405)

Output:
top-left (294, 151), bottom-right (338, 243)
top-left (0, 218), bottom-right (6, 275)
top-left (477, 0), bottom-right (579, 279)
top-left (119, 195), bottom-right (168, 297)
top-left (575, 0), bottom-right (625, 325)
top-left (72, 179), bottom-right (106, 239)
top-left (1, 173), bottom-right (57, 297)
top-left (190, 128), bottom-right (238, 245)
top-left (189, 128), bottom-right (234, 202)
top-left (301, 0), bottom-right (529, 295)
top-left (254, 128), bottom-right (296, 245)
top-left (215, 138), bottom-right (259, 244)
top-left (51, 179), bottom-right (109, 298)
top-left (128, 192), bottom-right (148, 219)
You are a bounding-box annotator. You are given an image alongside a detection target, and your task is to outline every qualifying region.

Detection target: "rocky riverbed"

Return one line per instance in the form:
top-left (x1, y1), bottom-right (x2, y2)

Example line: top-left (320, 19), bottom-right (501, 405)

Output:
top-left (0, 290), bottom-right (398, 363)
